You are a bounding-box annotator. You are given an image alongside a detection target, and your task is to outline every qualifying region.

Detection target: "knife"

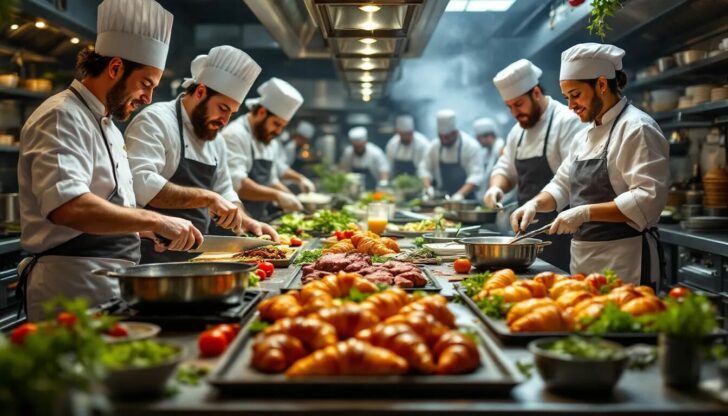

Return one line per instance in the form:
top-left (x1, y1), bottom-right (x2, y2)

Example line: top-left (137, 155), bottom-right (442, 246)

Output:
top-left (153, 235), bottom-right (273, 252)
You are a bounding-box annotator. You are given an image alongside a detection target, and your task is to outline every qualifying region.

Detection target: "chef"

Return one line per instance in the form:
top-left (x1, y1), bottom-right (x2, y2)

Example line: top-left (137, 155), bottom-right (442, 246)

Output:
top-left (419, 110), bottom-right (484, 201)
top-left (223, 78), bottom-right (305, 220)
top-left (473, 117), bottom-right (505, 191)
top-left (385, 115), bottom-right (430, 179)
top-left (339, 126), bottom-right (389, 190)
top-left (511, 43), bottom-right (669, 284)
top-left (484, 59), bottom-right (584, 270)
top-left (16, 0), bottom-right (199, 320)
top-left (283, 120), bottom-right (317, 174)
top-left (125, 45), bottom-right (277, 263)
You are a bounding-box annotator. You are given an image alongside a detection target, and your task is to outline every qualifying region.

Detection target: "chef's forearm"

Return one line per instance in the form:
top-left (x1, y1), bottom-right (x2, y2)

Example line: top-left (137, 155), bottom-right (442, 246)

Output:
top-left (457, 183), bottom-right (476, 197)
top-left (147, 182), bottom-right (213, 209)
top-left (588, 201), bottom-right (629, 223)
top-left (422, 177), bottom-right (432, 188)
top-left (489, 174), bottom-right (512, 193)
top-left (280, 168), bottom-right (304, 183)
top-left (380, 171), bottom-right (389, 181)
top-left (48, 192), bottom-right (164, 234)
top-left (237, 178), bottom-right (281, 201)
top-left (532, 192), bottom-right (557, 212)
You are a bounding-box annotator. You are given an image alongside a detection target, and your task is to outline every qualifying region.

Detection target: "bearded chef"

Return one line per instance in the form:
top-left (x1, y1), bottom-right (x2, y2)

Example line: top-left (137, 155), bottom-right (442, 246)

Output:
top-left (16, 0), bottom-right (202, 320)
top-left (484, 59), bottom-right (585, 270)
top-left (385, 115), bottom-right (430, 178)
top-left (472, 117), bottom-right (505, 199)
top-left (222, 78), bottom-right (306, 220)
top-left (124, 46), bottom-right (278, 263)
top-left (419, 110), bottom-right (484, 201)
top-left (339, 127), bottom-right (389, 190)
top-left (511, 43), bottom-right (669, 284)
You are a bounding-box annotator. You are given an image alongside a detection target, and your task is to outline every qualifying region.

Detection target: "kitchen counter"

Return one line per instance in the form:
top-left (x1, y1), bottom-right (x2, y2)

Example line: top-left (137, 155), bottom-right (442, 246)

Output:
top-left (111, 250), bottom-right (728, 415)
top-left (659, 225), bottom-right (728, 257)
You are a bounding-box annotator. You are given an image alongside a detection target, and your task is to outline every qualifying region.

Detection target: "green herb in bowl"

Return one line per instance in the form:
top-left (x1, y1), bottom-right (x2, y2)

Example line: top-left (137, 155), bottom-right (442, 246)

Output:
top-left (102, 340), bottom-right (184, 397)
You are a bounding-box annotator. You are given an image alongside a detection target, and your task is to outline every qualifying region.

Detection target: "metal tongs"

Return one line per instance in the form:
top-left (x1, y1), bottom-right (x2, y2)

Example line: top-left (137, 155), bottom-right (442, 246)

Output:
top-left (509, 221), bottom-right (553, 245)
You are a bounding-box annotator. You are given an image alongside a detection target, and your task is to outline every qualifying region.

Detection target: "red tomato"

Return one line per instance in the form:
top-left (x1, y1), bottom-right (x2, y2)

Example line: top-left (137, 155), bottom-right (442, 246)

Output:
top-left (343, 230), bottom-right (354, 239)
top-left (568, 0), bottom-right (585, 6)
top-left (453, 258), bottom-right (472, 274)
top-left (255, 269), bottom-right (267, 280)
top-left (289, 236), bottom-right (302, 247)
top-left (669, 287), bottom-right (691, 299)
top-left (106, 322), bottom-right (129, 337)
top-left (10, 323), bottom-right (38, 345)
top-left (214, 324), bottom-right (237, 343)
top-left (585, 273), bottom-right (607, 292)
top-left (334, 231), bottom-right (344, 241)
top-left (258, 261), bottom-right (274, 277)
top-left (56, 312), bottom-right (77, 328)
top-left (198, 329), bottom-right (228, 357)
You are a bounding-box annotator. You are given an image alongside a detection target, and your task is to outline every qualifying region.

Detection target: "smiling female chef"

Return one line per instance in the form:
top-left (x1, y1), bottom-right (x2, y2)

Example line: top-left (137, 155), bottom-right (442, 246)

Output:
top-left (510, 43), bottom-right (669, 285)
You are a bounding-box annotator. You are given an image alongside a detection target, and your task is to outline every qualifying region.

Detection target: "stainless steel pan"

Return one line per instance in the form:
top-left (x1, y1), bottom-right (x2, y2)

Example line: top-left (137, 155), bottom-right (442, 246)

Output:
top-left (93, 262), bottom-right (255, 304)
top-left (457, 209), bottom-right (497, 224)
top-left (458, 236), bottom-right (551, 271)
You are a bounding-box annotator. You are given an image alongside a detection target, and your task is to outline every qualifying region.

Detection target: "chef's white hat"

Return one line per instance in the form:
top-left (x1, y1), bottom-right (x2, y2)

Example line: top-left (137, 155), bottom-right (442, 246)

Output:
top-left (250, 78), bottom-right (304, 121)
top-left (348, 126), bottom-right (368, 142)
top-left (560, 43), bottom-right (625, 80)
top-left (295, 120), bottom-right (315, 140)
top-left (436, 109), bottom-right (457, 135)
top-left (395, 115), bottom-right (415, 132)
top-left (95, 0), bottom-right (173, 71)
top-left (181, 46), bottom-right (261, 104)
top-left (493, 59), bottom-right (543, 101)
top-left (473, 117), bottom-right (497, 136)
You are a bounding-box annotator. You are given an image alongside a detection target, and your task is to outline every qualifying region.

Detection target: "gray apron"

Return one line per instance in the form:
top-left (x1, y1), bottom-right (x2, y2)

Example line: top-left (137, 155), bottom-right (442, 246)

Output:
top-left (514, 107), bottom-right (571, 271)
top-left (569, 103), bottom-right (664, 286)
top-left (438, 136), bottom-right (473, 198)
top-left (352, 147), bottom-right (377, 191)
top-left (17, 86), bottom-right (141, 316)
top-left (241, 133), bottom-right (275, 220)
top-left (140, 98), bottom-right (218, 263)
top-left (392, 141), bottom-right (418, 178)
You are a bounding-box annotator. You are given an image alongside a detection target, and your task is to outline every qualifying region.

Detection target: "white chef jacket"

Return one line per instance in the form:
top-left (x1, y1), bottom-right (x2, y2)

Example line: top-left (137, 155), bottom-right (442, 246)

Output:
top-left (542, 97), bottom-right (669, 282)
top-left (19, 79), bottom-right (137, 253)
top-left (283, 139), bottom-right (297, 168)
top-left (339, 142), bottom-right (390, 179)
top-left (418, 131), bottom-right (484, 187)
top-left (221, 114), bottom-right (282, 192)
top-left (490, 97), bottom-right (584, 185)
top-left (124, 99), bottom-right (240, 207)
top-left (273, 137), bottom-right (291, 175)
top-left (385, 131), bottom-right (430, 170)
top-left (477, 137), bottom-right (506, 201)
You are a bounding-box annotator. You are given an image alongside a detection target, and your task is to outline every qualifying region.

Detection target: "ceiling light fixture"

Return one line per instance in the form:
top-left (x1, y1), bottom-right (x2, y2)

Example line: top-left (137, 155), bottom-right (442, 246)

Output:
top-left (360, 47), bottom-right (376, 55)
top-left (360, 20), bottom-right (378, 31)
top-left (358, 4), bottom-right (381, 13)
top-left (360, 72), bottom-right (374, 82)
top-left (359, 37), bottom-right (377, 44)
top-left (360, 62), bottom-right (375, 71)
top-left (362, 57), bottom-right (371, 62)
top-left (361, 82), bottom-right (373, 88)
top-left (34, 20), bottom-right (47, 29)
top-left (363, 95), bottom-right (371, 102)
top-left (9, 24), bottom-right (18, 30)
top-left (70, 37), bottom-right (80, 44)
top-left (361, 88), bottom-right (373, 95)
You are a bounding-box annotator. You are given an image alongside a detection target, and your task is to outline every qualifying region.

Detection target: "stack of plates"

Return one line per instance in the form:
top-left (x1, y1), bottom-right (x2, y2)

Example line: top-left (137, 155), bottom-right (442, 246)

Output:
top-left (686, 84), bottom-right (716, 106)
top-left (703, 167), bottom-right (728, 208)
top-left (681, 216), bottom-right (728, 232)
top-left (711, 86), bottom-right (728, 102)
top-left (678, 96), bottom-right (693, 109)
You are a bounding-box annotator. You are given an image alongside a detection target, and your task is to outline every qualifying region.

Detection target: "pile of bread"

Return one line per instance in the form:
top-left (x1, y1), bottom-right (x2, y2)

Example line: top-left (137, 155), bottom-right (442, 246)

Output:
top-left (323, 232), bottom-right (400, 256)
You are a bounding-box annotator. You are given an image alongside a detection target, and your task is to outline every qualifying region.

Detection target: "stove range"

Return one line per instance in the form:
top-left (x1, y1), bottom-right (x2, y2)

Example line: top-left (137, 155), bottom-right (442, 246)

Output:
top-left (98, 290), bottom-right (266, 331)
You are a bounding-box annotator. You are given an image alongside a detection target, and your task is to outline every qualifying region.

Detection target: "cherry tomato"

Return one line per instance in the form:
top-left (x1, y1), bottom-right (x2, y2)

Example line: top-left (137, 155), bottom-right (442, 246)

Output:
top-left (255, 269), bottom-right (267, 280)
top-left (334, 231), bottom-right (344, 241)
top-left (10, 323), bottom-right (38, 345)
top-left (585, 273), bottom-right (607, 292)
top-left (198, 329), bottom-right (228, 357)
top-left (343, 230), bottom-right (354, 239)
top-left (214, 324), bottom-right (237, 343)
top-left (56, 312), bottom-right (77, 328)
top-left (106, 322), bottom-right (129, 337)
top-left (568, 0), bottom-right (586, 6)
top-left (258, 261), bottom-right (274, 277)
top-left (289, 236), bottom-right (302, 247)
top-left (669, 287), bottom-right (691, 299)
top-left (570, 273), bottom-right (586, 281)
top-left (453, 258), bottom-right (472, 274)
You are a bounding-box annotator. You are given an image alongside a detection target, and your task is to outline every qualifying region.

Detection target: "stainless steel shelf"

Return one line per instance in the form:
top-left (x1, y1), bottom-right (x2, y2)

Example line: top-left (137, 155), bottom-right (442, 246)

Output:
top-left (0, 86), bottom-right (51, 101)
top-left (628, 51), bottom-right (728, 91)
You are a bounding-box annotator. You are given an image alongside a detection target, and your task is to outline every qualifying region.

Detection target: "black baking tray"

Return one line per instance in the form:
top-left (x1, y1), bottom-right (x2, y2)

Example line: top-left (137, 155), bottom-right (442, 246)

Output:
top-left (208, 315), bottom-right (522, 397)
top-left (282, 265), bottom-right (442, 293)
top-left (455, 286), bottom-right (728, 346)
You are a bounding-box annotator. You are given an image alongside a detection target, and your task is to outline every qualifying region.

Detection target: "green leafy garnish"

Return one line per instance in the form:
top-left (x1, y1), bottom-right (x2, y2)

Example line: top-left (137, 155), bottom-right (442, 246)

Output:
top-left (371, 255), bottom-right (388, 263)
top-left (392, 174), bottom-right (422, 192)
top-left (307, 209), bottom-right (356, 234)
top-left (515, 360), bottom-right (534, 378)
top-left (344, 287), bottom-right (376, 303)
top-left (294, 249), bottom-right (323, 265)
top-left (249, 273), bottom-right (260, 287)
top-left (312, 164), bottom-right (350, 194)
top-left (460, 271), bottom-right (492, 298)
top-left (583, 302), bottom-right (643, 334)
top-left (101, 340), bottom-right (179, 369)
top-left (599, 268), bottom-right (622, 294)
top-left (413, 236), bottom-right (425, 248)
top-left (543, 336), bottom-right (624, 361)
top-left (473, 294), bottom-right (511, 319)
top-left (460, 329), bottom-right (479, 344)
top-left (176, 364), bottom-right (209, 386)
top-left (276, 213), bottom-right (307, 236)
top-left (587, 0), bottom-right (623, 40)
top-left (249, 319), bottom-right (271, 334)
top-left (653, 293), bottom-right (717, 338)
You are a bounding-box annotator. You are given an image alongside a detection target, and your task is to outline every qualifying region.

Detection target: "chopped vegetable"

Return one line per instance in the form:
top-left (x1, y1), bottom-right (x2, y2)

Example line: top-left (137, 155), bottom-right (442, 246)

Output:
top-left (276, 213), bottom-right (308, 236)
top-left (257, 261), bottom-right (274, 277)
top-left (248, 319), bottom-right (271, 335)
top-left (412, 236), bottom-right (425, 248)
top-left (515, 360), bottom-right (534, 378)
top-left (289, 236), bottom-right (303, 247)
top-left (392, 174), bottom-right (422, 192)
top-left (176, 364), bottom-right (209, 386)
top-left (101, 340), bottom-right (180, 369)
top-left (473, 294), bottom-right (511, 319)
top-left (542, 336), bottom-right (623, 361)
top-left (370, 255), bottom-right (388, 263)
top-left (294, 249), bottom-right (323, 265)
top-left (460, 271), bottom-right (492, 298)
top-left (249, 272), bottom-right (260, 287)
top-left (307, 209), bottom-right (357, 234)
top-left (583, 302), bottom-right (643, 334)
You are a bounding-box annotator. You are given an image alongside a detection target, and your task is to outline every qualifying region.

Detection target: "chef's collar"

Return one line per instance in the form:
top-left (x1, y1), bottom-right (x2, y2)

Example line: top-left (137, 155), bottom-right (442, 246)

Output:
top-left (595, 96), bottom-right (628, 128)
top-left (71, 79), bottom-right (107, 119)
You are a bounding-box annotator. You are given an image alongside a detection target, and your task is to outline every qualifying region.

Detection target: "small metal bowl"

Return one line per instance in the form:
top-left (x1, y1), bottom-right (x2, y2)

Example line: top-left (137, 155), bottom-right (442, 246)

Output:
top-left (458, 236), bottom-right (550, 271)
top-left (443, 200), bottom-right (477, 212)
top-left (457, 209), bottom-right (496, 224)
top-left (423, 229), bottom-right (496, 243)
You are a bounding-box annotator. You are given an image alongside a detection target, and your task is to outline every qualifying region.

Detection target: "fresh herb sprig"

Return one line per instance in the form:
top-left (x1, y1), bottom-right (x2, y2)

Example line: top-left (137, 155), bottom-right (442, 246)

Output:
top-left (294, 249), bottom-right (323, 265)
top-left (460, 271), bottom-right (492, 298)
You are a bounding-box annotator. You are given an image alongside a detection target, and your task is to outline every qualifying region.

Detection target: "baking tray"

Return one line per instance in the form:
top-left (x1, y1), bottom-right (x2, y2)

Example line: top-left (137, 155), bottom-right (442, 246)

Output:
top-left (190, 247), bottom-right (300, 268)
top-left (208, 316), bottom-right (522, 397)
top-left (282, 265), bottom-right (442, 293)
top-left (455, 286), bottom-right (728, 346)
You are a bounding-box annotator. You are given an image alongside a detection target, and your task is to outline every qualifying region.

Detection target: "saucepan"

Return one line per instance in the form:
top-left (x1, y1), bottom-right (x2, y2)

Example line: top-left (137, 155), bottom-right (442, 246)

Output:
top-left (93, 262), bottom-right (255, 304)
top-left (443, 200), bottom-right (478, 212)
top-left (457, 208), bottom-right (497, 224)
top-left (458, 236), bottom-right (551, 271)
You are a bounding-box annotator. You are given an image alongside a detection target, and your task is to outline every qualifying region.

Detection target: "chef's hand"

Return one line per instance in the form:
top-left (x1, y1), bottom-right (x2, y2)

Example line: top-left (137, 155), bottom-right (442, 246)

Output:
top-left (299, 177), bottom-right (316, 193)
top-left (549, 205), bottom-right (590, 235)
top-left (207, 192), bottom-right (241, 230)
top-left (154, 215), bottom-right (203, 251)
top-left (422, 186), bottom-right (435, 200)
top-left (510, 200), bottom-right (538, 233)
top-left (451, 193), bottom-right (464, 202)
top-left (483, 186), bottom-right (504, 209)
top-left (240, 215), bottom-right (280, 242)
top-left (276, 191), bottom-right (303, 212)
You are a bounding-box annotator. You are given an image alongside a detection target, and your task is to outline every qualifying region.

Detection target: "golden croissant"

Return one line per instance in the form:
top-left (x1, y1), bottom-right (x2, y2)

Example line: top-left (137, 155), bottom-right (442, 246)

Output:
top-left (356, 323), bottom-right (436, 374)
top-left (323, 239), bottom-right (355, 254)
top-left (385, 310), bottom-right (450, 347)
top-left (549, 279), bottom-right (589, 299)
top-left (621, 296), bottom-right (665, 317)
top-left (483, 269), bottom-right (517, 291)
top-left (398, 295), bottom-right (456, 328)
top-left (251, 333), bottom-right (307, 373)
top-left (286, 338), bottom-right (409, 377)
top-left (263, 316), bottom-right (338, 351)
top-left (555, 290), bottom-right (594, 310)
top-left (258, 292), bottom-right (302, 322)
top-left (488, 285), bottom-right (533, 303)
top-left (506, 297), bottom-right (556, 325)
top-left (302, 272), bottom-right (379, 299)
top-left (432, 330), bottom-right (480, 374)
top-left (361, 288), bottom-right (410, 319)
top-left (308, 303), bottom-right (380, 339)
top-left (509, 304), bottom-right (565, 332)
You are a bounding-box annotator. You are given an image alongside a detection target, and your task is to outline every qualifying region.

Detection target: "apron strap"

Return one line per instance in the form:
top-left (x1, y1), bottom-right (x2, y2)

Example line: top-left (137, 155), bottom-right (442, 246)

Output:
top-left (16, 256), bottom-right (39, 318)
top-left (640, 227), bottom-right (665, 289)
top-left (175, 96), bottom-right (187, 160)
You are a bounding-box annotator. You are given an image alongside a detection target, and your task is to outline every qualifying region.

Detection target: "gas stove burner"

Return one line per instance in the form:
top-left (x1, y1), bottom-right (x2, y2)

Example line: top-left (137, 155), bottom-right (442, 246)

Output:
top-left (99, 290), bottom-right (266, 331)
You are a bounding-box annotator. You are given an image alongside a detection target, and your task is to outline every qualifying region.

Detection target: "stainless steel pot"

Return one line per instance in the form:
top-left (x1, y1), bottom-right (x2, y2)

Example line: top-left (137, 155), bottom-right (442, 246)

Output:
top-left (655, 56), bottom-right (676, 72)
top-left (458, 236), bottom-right (551, 271)
top-left (0, 193), bottom-right (19, 224)
top-left (673, 50), bottom-right (707, 67)
top-left (443, 200), bottom-right (477, 212)
top-left (93, 262), bottom-right (255, 304)
top-left (457, 209), bottom-right (496, 224)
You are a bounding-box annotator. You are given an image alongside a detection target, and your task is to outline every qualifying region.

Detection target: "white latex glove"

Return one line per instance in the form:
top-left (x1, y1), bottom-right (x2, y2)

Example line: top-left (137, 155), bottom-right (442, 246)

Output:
top-left (483, 186), bottom-right (504, 209)
top-left (377, 179), bottom-right (389, 188)
top-left (276, 192), bottom-right (303, 212)
top-left (451, 193), bottom-right (464, 201)
top-left (510, 200), bottom-right (538, 233)
top-left (423, 186), bottom-right (435, 200)
top-left (549, 205), bottom-right (590, 235)
top-left (299, 177), bottom-right (316, 193)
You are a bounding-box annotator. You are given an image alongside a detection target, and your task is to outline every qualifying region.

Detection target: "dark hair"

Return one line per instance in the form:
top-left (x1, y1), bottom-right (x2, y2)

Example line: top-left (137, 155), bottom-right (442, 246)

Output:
top-left (76, 48), bottom-right (143, 78)
top-left (580, 70), bottom-right (628, 95)
top-left (249, 103), bottom-right (271, 119)
top-left (528, 83), bottom-right (545, 96)
top-left (183, 82), bottom-right (221, 98)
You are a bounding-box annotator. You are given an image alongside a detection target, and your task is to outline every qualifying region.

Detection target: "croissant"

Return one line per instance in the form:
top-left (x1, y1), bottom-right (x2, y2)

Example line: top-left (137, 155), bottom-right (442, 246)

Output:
top-left (634, 285), bottom-right (655, 297)
top-left (482, 269), bottom-right (517, 291)
top-left (570, 273), bottom-right (587, 281)
top-left (432, 330), bottom-right (480, 375)
top-left (258, 292), bottom-right (302, 322)
top-left (506, 298), bottom-right (556, 325)
top-left (361, 288), bottom-right (410, 319)
top-left (356, 323), bottom-right (436, 374)
top-left (385, 310), bottom-right (449, 347)
top-left (532, 271), bottom-right (557, 289)
top-left (621, 296), bottom-right (665, 317)
top-left (605, 287), bottom-right (640, 307)
top-left (488, 285), bottom-right (533, 303)
top-left (251, 333), bottom-right (307, 373)
top-left (296, 288), bottom-right (335, 316)
top-left (286, 338), bottom-right (409, 377)
top-left (263, 317), bottom-right (338, 351)
top-left (555, 290), bottom-right (594, 310)
top-left (323, 239), bottom-right (355, 254)
top-left (567, 298), bottom-right (607, 330)
top-left (380, 237), bottom-right (400, 253)
top-left (513, 279), bottom-right (547, 298)
top-left (350, 233), bottom-right (367, 247)
top-left (302, 272), bottom-right (379, 299)
top-left (510, 304), bottom-right (565, 332)
top-left (549, 279), bottom-right (589, 299)
top-left (308, 303), bottom-right (380, 339)
top-left (398, 295), bottom-right (456, 328)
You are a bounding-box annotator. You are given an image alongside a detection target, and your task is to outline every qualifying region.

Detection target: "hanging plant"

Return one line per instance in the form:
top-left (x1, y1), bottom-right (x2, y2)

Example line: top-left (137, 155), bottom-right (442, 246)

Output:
top-left (587, 0), bottom-right (623, 40)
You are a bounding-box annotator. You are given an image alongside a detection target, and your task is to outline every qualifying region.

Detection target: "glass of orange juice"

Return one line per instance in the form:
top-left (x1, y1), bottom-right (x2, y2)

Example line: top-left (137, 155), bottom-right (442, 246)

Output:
top-left (367, 203), bottom-right (389, 235)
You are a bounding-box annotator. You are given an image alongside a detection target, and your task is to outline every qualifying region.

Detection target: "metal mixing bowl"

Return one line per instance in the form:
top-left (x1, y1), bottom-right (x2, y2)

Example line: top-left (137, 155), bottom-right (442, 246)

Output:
top-left (458, 236), bottom-right (551, 271)
top-left (673, 50), bottom-right (707, 66)
top-left (457, 209), bottom-right (496, 224)
top-left (443, 200), bottom-right (477, 212)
